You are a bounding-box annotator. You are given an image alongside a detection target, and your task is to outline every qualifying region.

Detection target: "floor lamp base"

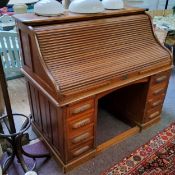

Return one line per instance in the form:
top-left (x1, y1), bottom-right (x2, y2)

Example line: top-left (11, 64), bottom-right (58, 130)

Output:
top-left (0, 114), bottom-right (50, 174)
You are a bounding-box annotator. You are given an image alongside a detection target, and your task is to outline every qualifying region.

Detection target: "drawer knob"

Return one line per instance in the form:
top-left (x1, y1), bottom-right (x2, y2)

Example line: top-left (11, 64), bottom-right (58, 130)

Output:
top-left (73, 145), bottom-right (90, 156)
top-left (155, 75), bottom-right (167, 83)
top-left (148, 111), bottom-right (160, 119)
top-left (153, 88), bottom-right (165, 95)
top-left (72, 132), bottom-right (90, 144)
top-left (72, 104), bottom-right (92, 115)
top-left (72, 118), bottom-right (91, 129)
top-left (151, 100), bottom-right (162, 107)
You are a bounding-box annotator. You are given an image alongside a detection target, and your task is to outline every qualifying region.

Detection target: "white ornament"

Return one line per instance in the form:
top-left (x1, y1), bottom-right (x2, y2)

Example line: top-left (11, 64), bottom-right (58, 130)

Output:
top-left (69, 0), bottom-right (104, 14)
top-left (34, 0), bottom-right (64, 16)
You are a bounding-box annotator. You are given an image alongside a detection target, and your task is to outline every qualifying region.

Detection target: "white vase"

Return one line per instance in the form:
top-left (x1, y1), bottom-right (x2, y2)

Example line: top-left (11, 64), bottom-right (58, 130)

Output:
top-left (13, 3), bottom-right (27, 14)
top-left (34, 0), bottom-right (64, 16)
top-left (69, 0), bottom-right (104, 13)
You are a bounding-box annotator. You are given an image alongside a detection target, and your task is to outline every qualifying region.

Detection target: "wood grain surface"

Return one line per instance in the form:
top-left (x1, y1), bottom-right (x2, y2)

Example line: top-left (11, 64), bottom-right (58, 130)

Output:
top-left (34, 14), bottom-right (171, 96)
top-left (14, 9), bottom-right (172, 171)
top-left (13, 8), bottom-right (145, 25)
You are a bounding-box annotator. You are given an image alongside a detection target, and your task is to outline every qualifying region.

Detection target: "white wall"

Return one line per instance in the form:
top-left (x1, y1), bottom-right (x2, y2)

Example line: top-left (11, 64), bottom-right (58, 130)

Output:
top-left (126, 0), bottom-right (175, 10)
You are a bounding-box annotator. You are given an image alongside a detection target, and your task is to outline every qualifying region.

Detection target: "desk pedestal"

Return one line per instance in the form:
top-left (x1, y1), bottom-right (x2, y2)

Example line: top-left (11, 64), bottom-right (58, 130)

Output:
top-left (27, 69), bottom-right (170, 172)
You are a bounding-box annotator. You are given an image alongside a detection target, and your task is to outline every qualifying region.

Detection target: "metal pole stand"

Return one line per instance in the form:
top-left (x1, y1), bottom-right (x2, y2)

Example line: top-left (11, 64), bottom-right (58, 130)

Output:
top-left (0, 114), bottom-right (50, 174)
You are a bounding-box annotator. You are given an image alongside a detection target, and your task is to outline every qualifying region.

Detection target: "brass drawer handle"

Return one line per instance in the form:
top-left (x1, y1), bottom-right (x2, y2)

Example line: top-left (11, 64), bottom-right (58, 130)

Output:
top-left (155, 75), bottom-right (167, 83)
top-left (72, 132), bottom-right (90, 144)
top-left (72, 104), bottom-right (92, 115)
top-left (73, 145), bottom-right (90, 156)
top-left (72, 118), bottom-right (91, 129)
top-left (153, 88), bottom-right (165, 95)
top-left (148, 111), bottom-right (160, 119)
top-left (151, 100), bottom-right (162, 107)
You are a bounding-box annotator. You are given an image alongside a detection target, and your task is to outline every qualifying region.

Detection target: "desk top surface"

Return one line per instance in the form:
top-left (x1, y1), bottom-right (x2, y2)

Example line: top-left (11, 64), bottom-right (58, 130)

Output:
top-left (13, 8), bottom-right (145, 26)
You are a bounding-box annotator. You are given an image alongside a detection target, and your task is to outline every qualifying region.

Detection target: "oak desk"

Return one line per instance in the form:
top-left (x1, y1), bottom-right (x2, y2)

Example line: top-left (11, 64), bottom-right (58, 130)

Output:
top-left (14, 8), bottom-right (172, 172)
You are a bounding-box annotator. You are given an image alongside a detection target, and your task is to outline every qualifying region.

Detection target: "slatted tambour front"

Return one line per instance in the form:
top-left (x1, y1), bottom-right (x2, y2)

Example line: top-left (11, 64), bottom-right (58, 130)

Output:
top-left (34, 14), bottom-right (171, 96)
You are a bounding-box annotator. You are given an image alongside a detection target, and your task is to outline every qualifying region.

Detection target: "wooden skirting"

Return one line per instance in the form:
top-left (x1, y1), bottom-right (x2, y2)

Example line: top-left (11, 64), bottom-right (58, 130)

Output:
top-left (96, 126), bottom-right (140, 154)
top-left (140, 116), bottom-right (161, 130)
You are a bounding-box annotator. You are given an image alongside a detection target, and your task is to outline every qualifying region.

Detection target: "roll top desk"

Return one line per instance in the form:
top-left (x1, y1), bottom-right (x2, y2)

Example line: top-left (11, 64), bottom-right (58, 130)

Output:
top-left (14, 8), bottom-right (172, 172)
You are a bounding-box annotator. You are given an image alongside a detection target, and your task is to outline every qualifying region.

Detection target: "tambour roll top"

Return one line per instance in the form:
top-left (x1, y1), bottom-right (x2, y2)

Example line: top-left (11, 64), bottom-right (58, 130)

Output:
top-left (14, 8), bottom-right (172, 103)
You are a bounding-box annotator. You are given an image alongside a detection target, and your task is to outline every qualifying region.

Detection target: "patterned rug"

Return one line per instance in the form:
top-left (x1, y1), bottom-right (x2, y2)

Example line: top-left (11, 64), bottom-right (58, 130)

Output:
top-left (102, 123), bottom-right (175, 175)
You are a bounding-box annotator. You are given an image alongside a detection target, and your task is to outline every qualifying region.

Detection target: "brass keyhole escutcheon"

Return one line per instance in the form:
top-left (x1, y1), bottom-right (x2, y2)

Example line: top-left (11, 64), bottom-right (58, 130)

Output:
top-left (122, 74), bottom-right (128, 80)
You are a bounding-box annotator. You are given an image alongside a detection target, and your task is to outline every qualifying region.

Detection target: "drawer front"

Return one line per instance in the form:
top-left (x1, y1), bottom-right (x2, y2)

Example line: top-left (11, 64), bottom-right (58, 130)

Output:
top-left (146, 94), bottom-right (165, 110)
top-left (68, 126), bottom-right (94, 149)
top-left (148, 82), bottom-right (167, 99)
top-left (69, 99), bottom-right (94, 118)
top-left (67, 112), bottom-right (94, 134)
top-left (151, 71), bottom-right (170, 86)
top-left (144, 106), bottom-right (162, 122)
top-left (68, 139), bottom-right (93, 160)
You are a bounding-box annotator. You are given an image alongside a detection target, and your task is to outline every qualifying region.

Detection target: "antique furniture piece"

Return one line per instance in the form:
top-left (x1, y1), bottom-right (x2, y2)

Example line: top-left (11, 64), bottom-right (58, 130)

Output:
top-left (14, 8), bottom-right (172, 172)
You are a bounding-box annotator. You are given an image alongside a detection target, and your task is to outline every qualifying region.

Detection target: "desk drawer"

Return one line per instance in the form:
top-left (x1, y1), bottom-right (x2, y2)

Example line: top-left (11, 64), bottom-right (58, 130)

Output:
top-left (68, 99), bottom-right (94, 118)
top-left (68, 139), bottom-right (93, 160)
top-left (150, 71), bottom-right (170, 86)
top-left (68, 126), bottom-right (94, 149)
top-left (147, 94), bottom-right (165, 110)
top-left (148, 82), bottom-right (167, 99)
top-left (144, 106), bottom-right (162, 122)
top-left (67, 112), bottom-right (94, 134)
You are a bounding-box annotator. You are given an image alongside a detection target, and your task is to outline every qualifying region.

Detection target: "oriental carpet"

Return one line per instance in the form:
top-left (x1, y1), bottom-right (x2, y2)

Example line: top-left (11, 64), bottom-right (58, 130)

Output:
top-left (102, 122), bottom-right (175, 175)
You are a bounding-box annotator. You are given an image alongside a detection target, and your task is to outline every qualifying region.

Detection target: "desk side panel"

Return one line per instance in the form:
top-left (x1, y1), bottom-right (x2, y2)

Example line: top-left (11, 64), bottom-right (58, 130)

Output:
top-left (26, 79), bottom-right (65, 161)
top-left (16, 22), bottom-right (58, 101)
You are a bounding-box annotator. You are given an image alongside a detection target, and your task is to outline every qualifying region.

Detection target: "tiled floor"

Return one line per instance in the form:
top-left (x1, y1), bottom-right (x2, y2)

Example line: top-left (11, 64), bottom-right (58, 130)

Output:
top-left (7, 67), bottom-right (175, 175)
